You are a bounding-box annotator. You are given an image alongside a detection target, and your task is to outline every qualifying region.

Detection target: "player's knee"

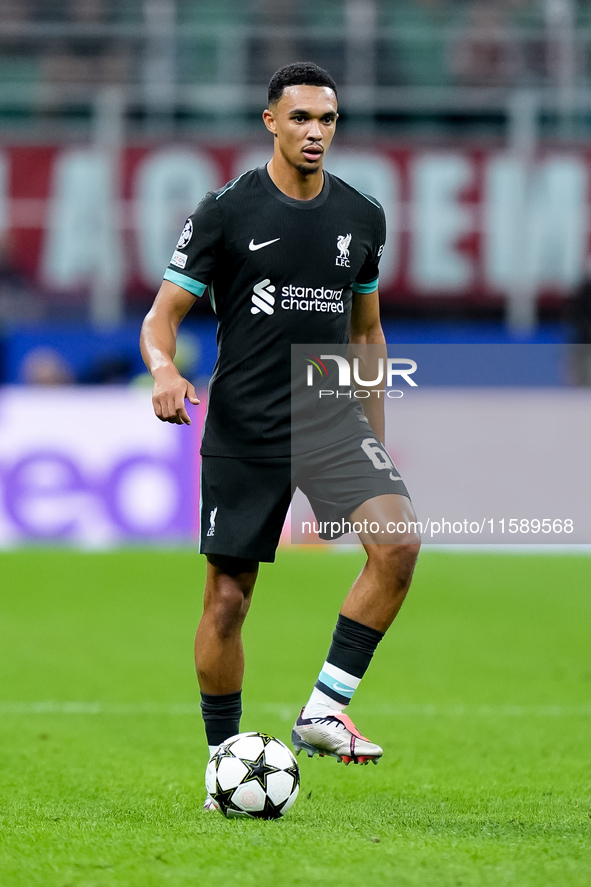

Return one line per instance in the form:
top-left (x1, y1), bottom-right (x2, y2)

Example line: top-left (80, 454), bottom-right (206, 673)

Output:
top-left (369, 540), bottom-right (420, 589)
top-left (204, 558), bottom-right (258, 638)
top-left (208, 584), bottom-right (251, 638)
top-left (206, 555), bottom-right (258, 595)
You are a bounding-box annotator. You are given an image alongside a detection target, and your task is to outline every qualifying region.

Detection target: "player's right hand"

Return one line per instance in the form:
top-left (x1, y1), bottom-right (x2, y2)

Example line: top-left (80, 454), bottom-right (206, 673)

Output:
top-left (151, 370), bottom-right (200, 425)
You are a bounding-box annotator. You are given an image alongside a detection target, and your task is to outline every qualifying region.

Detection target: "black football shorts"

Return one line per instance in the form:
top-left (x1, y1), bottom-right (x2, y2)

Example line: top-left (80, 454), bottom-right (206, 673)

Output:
top-left (199, 429), bottom-right (410, 563)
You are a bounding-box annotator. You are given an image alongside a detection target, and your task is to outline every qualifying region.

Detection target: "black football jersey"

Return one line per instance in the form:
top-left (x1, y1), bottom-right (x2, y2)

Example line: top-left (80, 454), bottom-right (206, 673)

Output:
top-left (164, 166), bottom-right (386, 457)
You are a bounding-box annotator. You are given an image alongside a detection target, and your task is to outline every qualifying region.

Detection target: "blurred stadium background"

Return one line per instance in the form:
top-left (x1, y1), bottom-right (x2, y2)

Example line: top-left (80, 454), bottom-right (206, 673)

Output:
top-left (0, 0), bottom-right (590, 546)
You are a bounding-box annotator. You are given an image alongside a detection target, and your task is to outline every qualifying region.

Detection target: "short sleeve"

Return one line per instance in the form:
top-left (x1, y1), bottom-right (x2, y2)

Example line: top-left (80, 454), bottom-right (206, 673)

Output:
top-left (351, 199), bottom-right (386, 294)
top-left (163, 192), bottom-right (223, 298)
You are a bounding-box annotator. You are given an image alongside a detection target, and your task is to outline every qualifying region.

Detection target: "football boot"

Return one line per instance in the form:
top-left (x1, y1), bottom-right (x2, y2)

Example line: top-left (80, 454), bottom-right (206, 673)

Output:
top-left (291, 708), bottom-right (382, 765)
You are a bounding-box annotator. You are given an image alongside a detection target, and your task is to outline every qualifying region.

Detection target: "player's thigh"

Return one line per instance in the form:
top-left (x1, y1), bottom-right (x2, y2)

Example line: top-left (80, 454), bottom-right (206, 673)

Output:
top-left (350, 493), bottom-right (421, 545)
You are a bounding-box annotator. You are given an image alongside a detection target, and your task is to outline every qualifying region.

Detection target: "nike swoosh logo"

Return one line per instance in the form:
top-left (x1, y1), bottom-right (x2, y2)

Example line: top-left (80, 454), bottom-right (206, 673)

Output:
top-left (332, 683), bottom-right (353, 694)
top-left (249, 238), bottom-right (280, 251)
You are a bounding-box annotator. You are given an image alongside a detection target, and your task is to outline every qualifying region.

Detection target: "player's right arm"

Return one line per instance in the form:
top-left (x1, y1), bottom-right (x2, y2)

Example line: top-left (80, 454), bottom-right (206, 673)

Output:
top-left (140, 280), bottom-right (200, 425)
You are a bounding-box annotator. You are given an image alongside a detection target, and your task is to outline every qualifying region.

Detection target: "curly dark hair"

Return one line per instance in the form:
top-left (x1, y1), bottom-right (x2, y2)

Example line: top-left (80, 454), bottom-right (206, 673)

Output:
top-left (267, 62), bottom-right (338, 106)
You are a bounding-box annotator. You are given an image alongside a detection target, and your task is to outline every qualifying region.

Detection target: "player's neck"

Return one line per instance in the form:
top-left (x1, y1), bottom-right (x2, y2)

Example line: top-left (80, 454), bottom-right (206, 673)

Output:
top-left (266, 158), bottom-right (324, 201)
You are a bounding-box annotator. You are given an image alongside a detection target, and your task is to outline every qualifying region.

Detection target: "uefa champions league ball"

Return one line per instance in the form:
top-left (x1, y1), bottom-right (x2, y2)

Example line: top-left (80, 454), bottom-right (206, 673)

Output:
top-left (205, 732), bottom-right (300, 819)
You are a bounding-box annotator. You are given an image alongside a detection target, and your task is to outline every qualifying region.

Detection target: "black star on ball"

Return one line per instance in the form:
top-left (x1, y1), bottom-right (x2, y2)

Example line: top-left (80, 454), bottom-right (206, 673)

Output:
top-left (210, 743), bottom-right (235, 767)
top-left (242, 750), bottom-right (281, 792)
top-left (213, 781), bottom-right (239, 817)
top-left (259, 794), bottom-right (284, 820)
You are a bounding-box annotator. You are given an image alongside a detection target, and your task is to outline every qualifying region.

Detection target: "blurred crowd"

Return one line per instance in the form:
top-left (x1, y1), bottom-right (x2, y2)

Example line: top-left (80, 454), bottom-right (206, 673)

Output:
top-left (2, 0), bottom-right (131, 107)
top-left (4, 330), bottom-right (201, 388)
top-left (0, 0), bottom-right (582, 95)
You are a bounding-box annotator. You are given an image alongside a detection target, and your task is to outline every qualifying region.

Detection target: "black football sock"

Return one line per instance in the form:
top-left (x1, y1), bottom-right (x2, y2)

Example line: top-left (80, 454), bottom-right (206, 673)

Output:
top-left (304, 614), bottom-right (384, 716)
top-left (200, 690), bottom-right (242, 748)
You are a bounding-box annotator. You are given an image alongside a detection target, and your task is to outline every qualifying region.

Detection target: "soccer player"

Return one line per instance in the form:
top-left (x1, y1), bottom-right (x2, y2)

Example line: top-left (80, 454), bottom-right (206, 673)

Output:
top-left (140, 62), bottom-right (421, 797)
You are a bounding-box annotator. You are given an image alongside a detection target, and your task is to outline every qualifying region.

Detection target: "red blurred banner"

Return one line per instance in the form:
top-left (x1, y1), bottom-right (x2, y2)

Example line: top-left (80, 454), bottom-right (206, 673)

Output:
top-left (2, 142), bottom-right (589, 304)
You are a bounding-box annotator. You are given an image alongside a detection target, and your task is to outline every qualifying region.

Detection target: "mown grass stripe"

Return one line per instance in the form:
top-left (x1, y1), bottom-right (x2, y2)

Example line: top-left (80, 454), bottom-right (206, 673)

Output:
top-left (1, 701), bottom-right (590, 717)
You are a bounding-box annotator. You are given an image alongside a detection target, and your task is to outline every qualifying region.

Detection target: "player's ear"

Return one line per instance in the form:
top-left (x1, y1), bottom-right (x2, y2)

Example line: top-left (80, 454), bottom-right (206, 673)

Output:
top-left (262, 108), bottom-right (277, 136)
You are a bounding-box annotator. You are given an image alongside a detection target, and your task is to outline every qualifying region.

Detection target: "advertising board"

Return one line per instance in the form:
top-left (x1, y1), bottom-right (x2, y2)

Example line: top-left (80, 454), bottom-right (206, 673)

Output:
top-left (1, 385), bottom-right (589, 547)
top-left (2, 143), bottom-right (589, 305)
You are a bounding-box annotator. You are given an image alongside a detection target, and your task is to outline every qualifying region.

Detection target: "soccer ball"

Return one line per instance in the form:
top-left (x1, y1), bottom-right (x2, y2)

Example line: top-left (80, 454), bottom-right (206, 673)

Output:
top-left (205, 732), bottom-right (300, 819)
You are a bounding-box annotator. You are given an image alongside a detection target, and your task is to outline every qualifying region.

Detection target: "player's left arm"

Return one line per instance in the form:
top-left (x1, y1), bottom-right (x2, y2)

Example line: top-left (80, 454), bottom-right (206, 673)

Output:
top-left (349, 289), bottom-right (387, 444)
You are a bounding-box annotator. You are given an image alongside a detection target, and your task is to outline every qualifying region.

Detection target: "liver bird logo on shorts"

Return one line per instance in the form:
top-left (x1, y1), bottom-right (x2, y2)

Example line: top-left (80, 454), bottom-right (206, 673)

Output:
top-left (336, 233), bottom-right (351, 267)
top-left (206, 506), bottom-right (217, 537)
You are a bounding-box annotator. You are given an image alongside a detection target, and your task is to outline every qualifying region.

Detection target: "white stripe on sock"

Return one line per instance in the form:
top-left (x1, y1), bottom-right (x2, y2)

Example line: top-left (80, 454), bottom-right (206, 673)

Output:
top-left (321, 661), bottom-right (361, 690)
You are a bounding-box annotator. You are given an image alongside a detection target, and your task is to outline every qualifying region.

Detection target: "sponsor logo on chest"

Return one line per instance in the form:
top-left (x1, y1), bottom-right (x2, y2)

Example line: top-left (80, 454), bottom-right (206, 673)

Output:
top-left (250, 279), bottom-right (345, 317)
top-left (251, 279), bottom-right (276, 315)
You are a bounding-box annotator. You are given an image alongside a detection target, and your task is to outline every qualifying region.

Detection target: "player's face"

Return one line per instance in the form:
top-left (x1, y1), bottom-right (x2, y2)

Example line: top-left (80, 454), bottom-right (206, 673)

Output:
top-left (264, 85), bottom-right (338, 177)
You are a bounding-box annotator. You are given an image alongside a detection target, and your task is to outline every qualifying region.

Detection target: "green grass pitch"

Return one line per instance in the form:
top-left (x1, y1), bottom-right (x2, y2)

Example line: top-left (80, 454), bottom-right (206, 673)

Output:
top-left (0, 548), bottom-right (590, 886)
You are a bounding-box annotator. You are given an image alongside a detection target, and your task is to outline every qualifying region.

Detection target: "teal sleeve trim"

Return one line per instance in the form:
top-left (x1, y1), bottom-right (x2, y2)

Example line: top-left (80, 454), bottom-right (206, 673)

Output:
top-left (163, 269), bottom-right (207, 297)
top-left (351, 277), bottom-right (379, 294)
